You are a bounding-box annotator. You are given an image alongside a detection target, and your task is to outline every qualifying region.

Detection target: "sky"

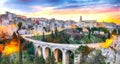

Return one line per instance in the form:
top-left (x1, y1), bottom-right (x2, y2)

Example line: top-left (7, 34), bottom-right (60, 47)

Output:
top-left (0, 0), bottom-right (120, 24)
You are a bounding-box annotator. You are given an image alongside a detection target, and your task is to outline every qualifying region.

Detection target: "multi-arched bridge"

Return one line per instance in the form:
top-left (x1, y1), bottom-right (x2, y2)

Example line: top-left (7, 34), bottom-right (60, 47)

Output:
top-left (22, 34), bottom-right (103, 64)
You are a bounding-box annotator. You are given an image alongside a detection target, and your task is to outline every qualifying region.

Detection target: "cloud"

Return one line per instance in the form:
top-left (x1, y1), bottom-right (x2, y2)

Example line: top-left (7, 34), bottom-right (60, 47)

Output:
top-left (0, 0), bottom-right (8, 6)
top-left (2, 0), bottom-right (119, 12)
top-left (0, 7), bottom-right (25, 14)
top-left (54, 0), bottom-right (120, 10)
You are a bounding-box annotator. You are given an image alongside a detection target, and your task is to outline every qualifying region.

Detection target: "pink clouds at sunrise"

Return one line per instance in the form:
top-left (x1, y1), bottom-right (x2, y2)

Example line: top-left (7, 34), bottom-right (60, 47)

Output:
top-left (0, 0), bottom-right (120, 24)
top-left (23, 6), bottom-right (120, 24)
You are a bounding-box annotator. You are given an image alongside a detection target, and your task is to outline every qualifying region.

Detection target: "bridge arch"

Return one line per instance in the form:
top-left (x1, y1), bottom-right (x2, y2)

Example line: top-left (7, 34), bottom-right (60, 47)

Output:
top-left (35, 46), bottom-right (42, 56)
top-left (66, 50), bottom-right (74, 64)
top-left (53, 48), bottom-right (62, 63)
top-left (22, 34), bottom-right (105, 64)
top-left (45, 47), bottom-right (51, 59)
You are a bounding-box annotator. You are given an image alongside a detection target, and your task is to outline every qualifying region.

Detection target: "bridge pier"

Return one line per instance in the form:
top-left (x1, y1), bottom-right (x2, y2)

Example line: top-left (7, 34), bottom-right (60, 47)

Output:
top-left (23, 36), bottom-right (78, 64)
top-left (74, 53), bottom-right (82, 64)
top-left (62, 50), bottom-right (67, 64)
top-left (32, 43), bottom-right (77, 64)
top-left (42, 46), bottom-right (46, 59)
top-left (23, 34), bottom-right (111, 64)
top-left (34, 45), bottom-right (76, 64)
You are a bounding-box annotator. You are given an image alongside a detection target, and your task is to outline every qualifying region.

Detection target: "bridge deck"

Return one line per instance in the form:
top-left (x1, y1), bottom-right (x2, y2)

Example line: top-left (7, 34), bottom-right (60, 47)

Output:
top-left (22, 34), bottom-right (102, 50)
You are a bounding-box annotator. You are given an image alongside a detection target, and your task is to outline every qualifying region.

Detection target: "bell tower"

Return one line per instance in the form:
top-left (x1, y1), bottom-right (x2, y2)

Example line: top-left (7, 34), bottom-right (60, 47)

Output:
top-left (79, 16), bottom-right (82, 23)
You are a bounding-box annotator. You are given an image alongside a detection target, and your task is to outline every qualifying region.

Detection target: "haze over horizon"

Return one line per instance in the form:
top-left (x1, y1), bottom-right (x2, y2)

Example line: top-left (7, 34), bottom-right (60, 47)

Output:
top-left (0, 0), bottom-right (120, 24)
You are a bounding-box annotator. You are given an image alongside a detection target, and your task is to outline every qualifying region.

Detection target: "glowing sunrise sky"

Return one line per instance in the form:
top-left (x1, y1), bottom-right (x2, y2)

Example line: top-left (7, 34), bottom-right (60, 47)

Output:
top-left (0, 0), bottom-right (120, 24)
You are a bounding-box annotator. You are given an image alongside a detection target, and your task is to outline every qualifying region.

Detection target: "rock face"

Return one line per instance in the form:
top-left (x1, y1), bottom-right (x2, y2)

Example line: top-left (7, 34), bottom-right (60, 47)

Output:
top-left (75, 46), bottom-right (106, 64)
top-left (75, 36), bottom-right (120, 64)
top-left (115, 52), bottom-right (120, 64)
top-left (101, 48), bottom-right (115, 64)
top-left (100, 36), bottom-right (120, 64)
top-left (75, 49), bottom-right (106, 64)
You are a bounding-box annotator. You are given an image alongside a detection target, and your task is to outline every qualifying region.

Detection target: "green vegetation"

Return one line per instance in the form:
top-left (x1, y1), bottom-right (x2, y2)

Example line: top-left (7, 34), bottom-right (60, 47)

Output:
top-left (33, 27), bottom-right (110, 44)
top-left (112, 29), bottom-right (117, 35)
top-left (45, 52), bottom-right (55, 64)
top-left (0, 51), bottom-right (33, 64)
top-left (34, 54), bottom-right (45, 64)
top-left (75, 46), bottom-right (90, 54)
top-left (33, 35), bottom-right (41, 40)
top-left (0, 41), bottom-right (56, 64)
top-left (40, 29), bottom-right (70, 44)
top-left (56, 62), bottom-right (62, 64)
top-left (0, 27), bottom-right (112, 64)
top-left (24, 42), bottom-right (35, 61)
top-left (67, 51), bottom-right (74, 64)
top-left (0, 39), bottom-right (35, 64)
top-left (80, 34), bottom-right (103, 44)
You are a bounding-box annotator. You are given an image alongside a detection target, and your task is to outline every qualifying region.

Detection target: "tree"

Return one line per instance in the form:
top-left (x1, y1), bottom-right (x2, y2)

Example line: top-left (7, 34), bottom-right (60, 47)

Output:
top-left (51, 30), bottom-right (54, 41)
top-left (86, 27), bottom-right (91, 39)
top-left (67, 51), bottom-right (74, 64)
top-left (17, 22), bottom-right (22, 30)
top-left (63, 33), bottom-right (70, 44)
top-left (117, 26), bottom-right (120, 35)
top-left (43, 27), bottom-right (47, 32)
top-left (17, 22), bottom-right (23, 64)
top-left (76, 27), bottom-right (82, 32)
top-left (55, 27), bottom-right (58, 37)
top-left (107, 31), bottom-right (111, 39)
top-left (51, 52), bottom-right (55, 64)
top-left (98, 27), bottom-right (101, 34)
top-left (24, 42), bottom-right (35, 61)
top-left (42, 32), bottom-right (46, 41)
top-left (45, 52), bottom-right (55, 64)
top-left (0, 56), bottom-right (11, 64)
top-left (34, 54), bottom-right (45, 64)
top-left (98, 27), bottom-right (108, 33)
top-left (91, 27), bottom-right (98, 34)
top-left (75, 45), bottom-right (90, 54)
top-left (118, 29), bottom-right (120, 35)
top-left (102, 28), bottom-right (109, 34)
top-left (111, 29), bottom-right (117, 35)
top-left (0, 53), bottom-right (2, 62)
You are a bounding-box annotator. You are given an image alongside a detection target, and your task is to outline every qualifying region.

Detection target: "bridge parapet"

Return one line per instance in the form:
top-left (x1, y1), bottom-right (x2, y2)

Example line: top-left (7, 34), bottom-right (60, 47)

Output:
top-left (22, 34), bottom-right (103, 64)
